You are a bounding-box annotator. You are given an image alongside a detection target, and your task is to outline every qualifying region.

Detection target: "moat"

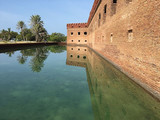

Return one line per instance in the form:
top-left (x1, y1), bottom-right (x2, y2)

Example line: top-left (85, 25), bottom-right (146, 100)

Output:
top-left (0, 45), bottom-right (159, 120)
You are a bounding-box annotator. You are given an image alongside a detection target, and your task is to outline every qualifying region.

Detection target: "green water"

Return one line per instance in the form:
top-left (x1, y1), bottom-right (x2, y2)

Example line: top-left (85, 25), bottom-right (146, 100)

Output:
top-left (0, 45), bottom-right (159, 120)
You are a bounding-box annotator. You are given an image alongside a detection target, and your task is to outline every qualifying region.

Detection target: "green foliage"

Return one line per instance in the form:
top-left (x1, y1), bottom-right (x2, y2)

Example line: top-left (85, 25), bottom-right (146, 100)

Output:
top-left (48, 46), bottom-right (66, 53)
top-left (23, 28), bottom-right (35, 41)
top-left (17, 21), bottom-right (26, 30)
top-left (30, 15), bottom-right (47, 42)
top-left (1, 15), bottom-right (65, 42)
top-left (17, 21), bottom-right (26, 40)
top-left (11, 31), bottom-right (18, 39)
top-left (7, 28), bottom-right (11, 40)
top-left (48, 33), bottom-right (66, 42)
top-left (1, 29), bottom-right (8, 40)
top-left (16, 34), bottom-right (22, 41)
top-left (0, 29), bottom-right (18, 41)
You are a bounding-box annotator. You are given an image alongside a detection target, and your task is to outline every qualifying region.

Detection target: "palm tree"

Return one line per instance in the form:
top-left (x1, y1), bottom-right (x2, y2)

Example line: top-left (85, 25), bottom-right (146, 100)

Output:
top-left (17, 21), bottom-right (26, 40)
top-left (7, 28), bottom-right (11, 41)
top-left (30, 15), bottom-right (44, 42)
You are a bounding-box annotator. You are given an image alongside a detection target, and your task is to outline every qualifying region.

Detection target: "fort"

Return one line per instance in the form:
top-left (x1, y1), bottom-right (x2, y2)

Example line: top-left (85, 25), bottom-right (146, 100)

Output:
top-left (67, 0), bottom-right (160, 99)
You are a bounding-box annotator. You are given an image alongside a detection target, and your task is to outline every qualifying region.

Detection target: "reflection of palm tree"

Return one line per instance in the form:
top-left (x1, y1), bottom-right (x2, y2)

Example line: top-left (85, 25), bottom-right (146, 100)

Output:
top-left (30, 47), bottom-right (49, 72)
top-left (17, 55), bottom-right (27, 64)
top-left (21, 49), bottom-right (36, 57)
top-left (49, 46), bottom-right (66, 53)
top-left (5, 51), bottom-right (14, 57)
top-left (16, 46), bottom-right (66, 72)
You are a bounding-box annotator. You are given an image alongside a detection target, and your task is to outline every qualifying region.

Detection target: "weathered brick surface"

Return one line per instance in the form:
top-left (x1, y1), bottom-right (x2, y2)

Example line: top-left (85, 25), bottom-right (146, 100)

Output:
top-left (67, 0), bottom-right (160, 96)
top-left (67, 23), bottom-right (88, 45)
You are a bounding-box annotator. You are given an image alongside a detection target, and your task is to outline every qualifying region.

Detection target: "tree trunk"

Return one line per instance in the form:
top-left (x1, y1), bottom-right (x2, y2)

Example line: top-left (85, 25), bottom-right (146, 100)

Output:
top-left (36, 34), bottom-right (39, 42)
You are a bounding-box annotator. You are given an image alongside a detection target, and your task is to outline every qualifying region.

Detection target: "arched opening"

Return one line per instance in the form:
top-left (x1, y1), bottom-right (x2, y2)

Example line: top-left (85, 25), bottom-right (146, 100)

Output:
top-left (77, 55), bottom-right (80, 58)
top-left (104, 4), bottom-right (107, 14)
top-left (83, 56), bottom-right (87, 59)
top-left (113, 0), bottom-right (117, 3)
top-left (84, 32), bottom-right (87, 35)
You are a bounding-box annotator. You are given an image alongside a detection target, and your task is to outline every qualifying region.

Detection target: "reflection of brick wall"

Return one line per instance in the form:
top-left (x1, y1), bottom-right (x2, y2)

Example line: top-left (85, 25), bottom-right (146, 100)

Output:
top-left (67, 0), bottom-right (160, 95)
top-left (66, 46), bottom-right (88, 67)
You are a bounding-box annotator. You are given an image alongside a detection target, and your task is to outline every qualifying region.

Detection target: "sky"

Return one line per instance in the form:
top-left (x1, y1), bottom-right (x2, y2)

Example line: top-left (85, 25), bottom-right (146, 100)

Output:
top-left (0, 0), bottom-right (94, 35)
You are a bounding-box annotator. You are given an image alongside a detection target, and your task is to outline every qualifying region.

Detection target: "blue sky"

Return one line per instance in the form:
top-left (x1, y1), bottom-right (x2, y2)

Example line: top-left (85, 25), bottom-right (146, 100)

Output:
top-left (0, 0), bottom-right (94, 35)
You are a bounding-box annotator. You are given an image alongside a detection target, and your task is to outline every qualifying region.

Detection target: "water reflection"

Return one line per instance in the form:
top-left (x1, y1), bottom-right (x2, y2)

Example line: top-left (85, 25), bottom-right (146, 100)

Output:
top-left (66, 46), bottom-right (160, 120)
top-left (0, 45), bottom-right (159, 119)
top-left (1, 45), bottom-right (66, 72)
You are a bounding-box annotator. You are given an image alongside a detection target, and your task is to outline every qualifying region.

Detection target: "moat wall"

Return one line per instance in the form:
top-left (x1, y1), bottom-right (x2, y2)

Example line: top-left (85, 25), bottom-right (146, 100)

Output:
top-left (67, 0), bottom-right (160, 98)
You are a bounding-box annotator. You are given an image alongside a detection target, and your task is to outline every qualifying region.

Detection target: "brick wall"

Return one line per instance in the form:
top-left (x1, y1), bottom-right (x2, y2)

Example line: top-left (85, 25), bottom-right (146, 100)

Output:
top-left (67, 23), bottom-right (88, 45)
top-left (67, 0), bottom-right (160, 97)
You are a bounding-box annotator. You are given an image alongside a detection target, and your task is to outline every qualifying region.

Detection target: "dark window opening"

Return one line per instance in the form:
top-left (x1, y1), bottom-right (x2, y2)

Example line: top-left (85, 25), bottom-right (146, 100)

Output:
top-left (84, 32), bottom-right (87, 35)
top-left (128, 29), bottom-right (133, 33)
top-left (70, 55), bottom-right (73, 57)
top-left (78, 48), bottom-right (80, 51)
top-left (77, 55), bottom-right (80, 58)
top-left (85, 40), bottom-right (87, 42)
top-left (99, 13), bottom-right (101, 19)
top-left (110, 33), bottom-right (113, 43)
top-left (71, 32), bottom-right (73, 35)
top-left (83, 56), bottom-right (87, 59)
top-left (84, 49), bottom-right (87, 51)
top-left (113, 0), bottom-right (117, 3)
top-left (78, 32), bottom-right (80, 35)
top-left (78, 40), bottom-right (80, 42)
top-left (104, 5), bottom-right (107, 14)
top-left (71, 48), bottom-right (73, 50)
top-left (128, 29), bottom-right (133, 42)
top-left (71, 40), bottom-right (74, 42)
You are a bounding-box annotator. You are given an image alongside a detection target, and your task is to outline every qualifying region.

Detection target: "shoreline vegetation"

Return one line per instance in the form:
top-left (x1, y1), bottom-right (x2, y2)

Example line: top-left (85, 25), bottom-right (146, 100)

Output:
top-left (0, 15), bottom-right (66, 43)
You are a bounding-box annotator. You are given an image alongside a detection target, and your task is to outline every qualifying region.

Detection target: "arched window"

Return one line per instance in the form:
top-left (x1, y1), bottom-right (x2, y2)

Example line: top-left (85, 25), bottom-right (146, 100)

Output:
top-left (104, 5), bottom-right (107, 14)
